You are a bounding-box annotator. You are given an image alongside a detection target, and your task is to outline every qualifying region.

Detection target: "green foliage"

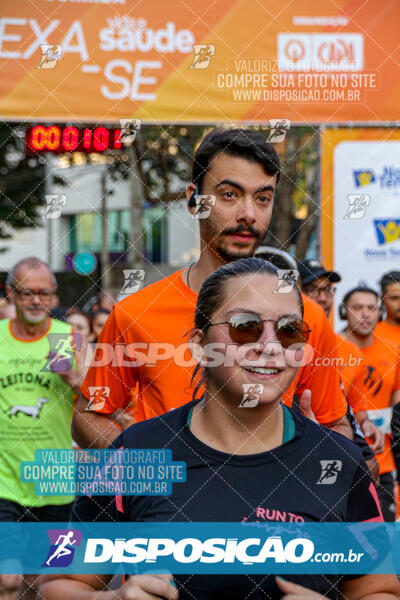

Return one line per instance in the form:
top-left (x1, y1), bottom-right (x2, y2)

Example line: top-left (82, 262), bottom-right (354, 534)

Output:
top-left (106, 125), bottom-right (210, 203)
top-left (0, 123), bottom-right (45, 241)
top-left (292, 130), bottom-right (318, 214)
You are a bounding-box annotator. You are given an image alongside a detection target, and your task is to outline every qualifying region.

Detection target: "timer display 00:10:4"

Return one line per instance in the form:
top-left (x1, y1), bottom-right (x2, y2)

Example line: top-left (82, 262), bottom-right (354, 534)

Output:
top-left (26, 125), bottom-right (124, 153)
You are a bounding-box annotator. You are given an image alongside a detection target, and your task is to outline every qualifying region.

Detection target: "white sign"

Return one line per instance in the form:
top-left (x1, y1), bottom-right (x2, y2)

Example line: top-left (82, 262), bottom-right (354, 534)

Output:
top-left (278, 33), bottom-right (364, 71)
top-left (333, 141), bottom-right (400, 329)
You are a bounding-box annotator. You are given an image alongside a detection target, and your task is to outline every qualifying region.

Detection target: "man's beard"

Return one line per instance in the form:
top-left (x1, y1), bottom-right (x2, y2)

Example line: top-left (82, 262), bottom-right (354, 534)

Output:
top-left (22, 307), bottom-right (47, 324)
top-left (216, 244), bottom-right (256, 262)
top-left (205, 221), bottom-right (265, 263)
top-left (353, 324), bottom-right (374, 337)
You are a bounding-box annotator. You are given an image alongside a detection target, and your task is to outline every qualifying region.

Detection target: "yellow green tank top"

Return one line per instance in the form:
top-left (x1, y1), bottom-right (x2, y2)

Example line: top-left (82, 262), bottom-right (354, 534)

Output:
top-left (0, 318), bottom-right (75, 506)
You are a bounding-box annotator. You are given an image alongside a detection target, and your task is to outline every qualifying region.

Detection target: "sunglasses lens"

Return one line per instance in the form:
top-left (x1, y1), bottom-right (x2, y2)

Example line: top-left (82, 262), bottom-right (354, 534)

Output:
top-left (276, 317), bottom-right (310, 348)
top-left (228, 314), bottom-right (263, 344)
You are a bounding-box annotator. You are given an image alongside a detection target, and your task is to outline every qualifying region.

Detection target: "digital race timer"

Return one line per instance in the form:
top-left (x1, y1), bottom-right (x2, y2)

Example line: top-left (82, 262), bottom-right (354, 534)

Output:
top-left (25, 125), bottom-right (124, 153)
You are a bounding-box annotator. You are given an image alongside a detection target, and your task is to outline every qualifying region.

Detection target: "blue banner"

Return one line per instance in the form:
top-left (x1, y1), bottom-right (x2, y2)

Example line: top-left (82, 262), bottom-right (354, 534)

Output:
top-left (20, 449), bottom-right (186, 496)
top-left (0, 522), bottom-right (398, 574)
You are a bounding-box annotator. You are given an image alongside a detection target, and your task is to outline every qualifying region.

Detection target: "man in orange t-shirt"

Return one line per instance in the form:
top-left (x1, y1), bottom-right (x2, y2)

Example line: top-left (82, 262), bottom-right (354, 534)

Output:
top-left (295, 258), bottom-right (383, 464)
top-left (255, 252), bottom-right (367, 429)
top-left (281, 295), bottom-right (352, 425)
top-left (334, 334), bottom-right (384, 456)
top-left (73, 128), bottom-right (350, 448)
top-left (334, 335), bottom-right (366, 413)
top-left (340, 286), bottom-right (400, 520)
top-left (375, 271), bottom-right (400, 351)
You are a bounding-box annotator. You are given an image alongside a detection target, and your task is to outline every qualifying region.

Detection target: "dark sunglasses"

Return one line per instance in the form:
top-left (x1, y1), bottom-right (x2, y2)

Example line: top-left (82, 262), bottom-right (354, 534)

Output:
top-left (209, 313), bottom-right (311, 348)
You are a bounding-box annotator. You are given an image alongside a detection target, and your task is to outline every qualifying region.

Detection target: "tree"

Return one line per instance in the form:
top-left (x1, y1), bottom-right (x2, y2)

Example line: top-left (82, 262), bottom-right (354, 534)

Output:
top-left (106, 125), bottom-right (209, 270)
top-left (132, 125), bottom-right (209, 204)
top-left (265, 126), bottom-right (318, 260)
top-left (292, 131), bottom-right (318, 259)
top-left (0, 123), bottom-right (45, 246)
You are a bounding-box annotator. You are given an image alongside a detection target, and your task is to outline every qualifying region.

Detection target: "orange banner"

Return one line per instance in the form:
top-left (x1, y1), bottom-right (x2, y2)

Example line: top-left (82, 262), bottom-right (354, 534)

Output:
top-left (0, 0), bottom-right (399, 122)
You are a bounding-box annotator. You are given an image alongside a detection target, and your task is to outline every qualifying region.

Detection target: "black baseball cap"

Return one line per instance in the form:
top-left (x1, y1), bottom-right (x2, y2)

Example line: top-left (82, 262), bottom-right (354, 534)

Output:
top-left (298, 260), bottom-right (341, 287)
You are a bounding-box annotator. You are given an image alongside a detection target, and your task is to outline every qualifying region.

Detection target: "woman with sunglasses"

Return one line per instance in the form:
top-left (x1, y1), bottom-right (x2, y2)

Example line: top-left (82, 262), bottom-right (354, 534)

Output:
top-left (41, 259), bottom-right (399, 600)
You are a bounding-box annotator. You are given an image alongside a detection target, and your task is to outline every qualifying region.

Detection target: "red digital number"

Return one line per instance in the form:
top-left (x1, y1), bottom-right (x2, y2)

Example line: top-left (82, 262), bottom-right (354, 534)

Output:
top-left (62, 127), bottom-right (79, 151)
top-left (30, 125), bottom-right (47, 151)
top-left (83, 128), bottom-right (92, 150)
top-left (93, 127), bottom-right (109, 151)
top-left (113, 129), bottom-right (122, 149)
top-left (46, 126), bottom-right (61, 151)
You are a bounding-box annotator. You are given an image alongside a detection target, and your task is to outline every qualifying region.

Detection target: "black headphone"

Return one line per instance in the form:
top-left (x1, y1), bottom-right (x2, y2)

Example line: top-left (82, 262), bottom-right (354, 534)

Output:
top-left (188, 185), bottom-right (199, 208)
top-left (338, 301), bottom-right (348, 320)
top-left (339, 286), bottom-right (382, 320)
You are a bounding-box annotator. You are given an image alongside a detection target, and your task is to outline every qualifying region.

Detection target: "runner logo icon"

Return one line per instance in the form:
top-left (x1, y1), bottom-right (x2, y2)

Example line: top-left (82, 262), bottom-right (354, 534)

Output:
top-left (189, 44), bottom-right (215, 69)
top-left (344, 195), bottom-right (370, 219)
top-left (119, 119), bottom-right (141, 146)
top-left (44, 195), bottom-right (67, 219)
top-left (87, 386), bottom-right (111, 411)
top-left (191, 195), bottom-right (216, 219)
top-left (267, 119), bottom-right (291, 143)
top-left (42, 529), bottom-right (82, 567)
top-left (37, 45), bottom-right (63, 69)
top-left (317, 460), bottom-right (343, 484)
top-left (121, 270), bottom-right (145, 294)
top-left (273, 270), bottom-right (298, 294)
top-left (239, 384), bottom-right (264, 408)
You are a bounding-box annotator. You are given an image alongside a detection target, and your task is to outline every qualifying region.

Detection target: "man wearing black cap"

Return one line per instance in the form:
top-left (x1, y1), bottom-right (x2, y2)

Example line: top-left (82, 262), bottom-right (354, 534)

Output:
top-left (297, 259), bottom-right (341, 318)
top-left (298, 259), bottom-right (384, 481)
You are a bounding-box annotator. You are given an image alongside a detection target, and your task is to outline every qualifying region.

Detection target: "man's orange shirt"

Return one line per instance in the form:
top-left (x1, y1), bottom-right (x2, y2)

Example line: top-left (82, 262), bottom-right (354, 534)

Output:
top-left (358, 335), bottom-right (400, 474)
top-left (81, 270), bottom-right (347, 425)
top-left (334, 335), bottom-right (367, 414)
top-left (375, 321), bottom-right (400, 351)
top-left (281, 295), bottom-right (347, 423)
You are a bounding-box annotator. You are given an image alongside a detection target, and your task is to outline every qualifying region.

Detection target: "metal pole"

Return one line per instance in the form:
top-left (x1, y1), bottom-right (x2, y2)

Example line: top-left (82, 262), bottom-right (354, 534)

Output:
top-left (128, 144), bottom-right (144, 270)
top-left (45, 155), bottom-right (52, 269)
top-left (315, 125), bottom-right (322, 260)
top-left (101, 169), bottom-right (111, 289)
